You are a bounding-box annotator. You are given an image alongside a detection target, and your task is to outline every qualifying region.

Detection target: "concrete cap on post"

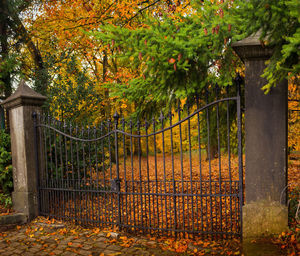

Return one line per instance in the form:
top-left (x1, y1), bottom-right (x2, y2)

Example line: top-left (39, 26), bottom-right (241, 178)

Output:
top-left (1, 80), bottom-right (47, 221)
top-left (1, 80), bottom-right (47, 110)
top-left (232, 31), bottom-right (273, 61)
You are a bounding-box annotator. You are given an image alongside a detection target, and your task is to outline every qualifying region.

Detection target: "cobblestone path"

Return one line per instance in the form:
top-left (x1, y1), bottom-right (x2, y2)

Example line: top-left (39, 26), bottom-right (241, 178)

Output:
top-left (0, 218), bottom-right (200, 256)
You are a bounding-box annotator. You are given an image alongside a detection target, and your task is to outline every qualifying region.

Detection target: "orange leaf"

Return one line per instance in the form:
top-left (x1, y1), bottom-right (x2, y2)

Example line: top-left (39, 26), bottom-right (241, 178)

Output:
top-left (93, 228), bottom-right (100, 234)
top-left (228, 24), bottom-right (231, 32)
top-left (290, 235), bottom-right (295, 242)
top-left (178, 53), bottom-right (182, 61)
top-left (168, 58), bottom-right (176, 64)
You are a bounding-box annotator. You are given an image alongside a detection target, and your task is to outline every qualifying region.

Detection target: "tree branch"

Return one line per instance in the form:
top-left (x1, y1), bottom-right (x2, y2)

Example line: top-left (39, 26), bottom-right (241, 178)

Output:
top-left (122, 0), bottom-right (162, 27)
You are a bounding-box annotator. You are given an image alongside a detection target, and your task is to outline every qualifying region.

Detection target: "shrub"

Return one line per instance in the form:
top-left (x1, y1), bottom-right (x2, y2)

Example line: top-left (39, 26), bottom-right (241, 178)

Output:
top-left (0, 193), bottom-right (12, 208)
top-left (0, 130), bottom-right (13, 195)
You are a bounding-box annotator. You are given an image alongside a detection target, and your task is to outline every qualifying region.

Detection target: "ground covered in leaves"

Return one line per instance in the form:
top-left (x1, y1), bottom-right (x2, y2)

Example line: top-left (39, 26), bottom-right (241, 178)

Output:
top-left (0, 216), bottom-right (245, 256)
top-left (0, 206), bottom-right (13, 216)
top-left (0, 216), bottom-right (298, 256)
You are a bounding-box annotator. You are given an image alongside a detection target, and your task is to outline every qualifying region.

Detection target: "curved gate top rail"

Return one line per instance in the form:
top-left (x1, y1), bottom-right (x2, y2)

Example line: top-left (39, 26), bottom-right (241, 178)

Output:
top-left (34, 83), bottom-right (243, 239)
top-left (35, 97), bottom-right (239, 141)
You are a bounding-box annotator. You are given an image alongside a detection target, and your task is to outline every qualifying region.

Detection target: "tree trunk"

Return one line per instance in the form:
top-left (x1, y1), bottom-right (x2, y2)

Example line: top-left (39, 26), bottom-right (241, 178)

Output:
top-left (206, 143), bottom-right (218, 160)
top-left (7, 5), bottom-right (48, 94)
top-left (0, 0), bottom-right (11, 130)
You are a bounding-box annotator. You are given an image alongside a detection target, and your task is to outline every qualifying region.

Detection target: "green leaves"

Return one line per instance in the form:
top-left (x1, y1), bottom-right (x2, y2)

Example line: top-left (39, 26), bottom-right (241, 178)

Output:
top-left (0, 130), bottom-right (13, 195)
top-left (90, 0), bottom-right (299, 116)
top-left (91, 6), bottom-right (237, 116)
top-left (231, 0), bottom-right (300, 92)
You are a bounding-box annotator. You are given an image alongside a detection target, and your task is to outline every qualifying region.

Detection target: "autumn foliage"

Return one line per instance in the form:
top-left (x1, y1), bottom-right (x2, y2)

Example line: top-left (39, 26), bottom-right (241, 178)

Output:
top-left (0, 1), bottom-right (299, 254)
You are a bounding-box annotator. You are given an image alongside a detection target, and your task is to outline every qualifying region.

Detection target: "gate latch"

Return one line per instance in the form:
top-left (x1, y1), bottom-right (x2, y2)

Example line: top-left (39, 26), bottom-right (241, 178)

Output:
top-left (110, 179), bottom-right (121, 192)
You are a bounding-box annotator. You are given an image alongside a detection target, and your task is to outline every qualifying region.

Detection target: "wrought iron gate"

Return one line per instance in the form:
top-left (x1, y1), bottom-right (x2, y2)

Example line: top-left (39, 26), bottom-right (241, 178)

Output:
top-left (34, 81), bottom-right (243, 238)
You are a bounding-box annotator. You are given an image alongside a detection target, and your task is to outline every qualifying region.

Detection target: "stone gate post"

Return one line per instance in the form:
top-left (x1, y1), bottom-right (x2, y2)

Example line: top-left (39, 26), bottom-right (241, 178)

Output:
top-left (232, 34), bottom-right (288, 238)
top-left (1, 81), bottom-right (46, 220)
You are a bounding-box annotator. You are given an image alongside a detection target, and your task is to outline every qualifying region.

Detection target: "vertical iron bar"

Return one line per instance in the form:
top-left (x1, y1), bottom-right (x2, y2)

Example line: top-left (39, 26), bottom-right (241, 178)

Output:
top-left (87, 126), bottom-right (93, 224)
top-left (101, 122), bottom-right (107, 227)
top-left (196, 95), bottom-right (204, 232)
top-left (122, 118), bottom-right (128, 228)
top-left (114, 111), bottom-right (121, 228)
top-left (33, 112), bottom-right (41, 215)
top-left (58, 120), bottom-right (64, 219)
top-left (177, 101), bottom-right (185, 234)
top-left (93, 126), bottom-right (99, 225)
top-left (159, 112), bottom-right (168, 233)
top-left (137, 120), bottom-right (144, 232)
top-left (81, 126), bottom-right (87, 224)
top-left (129, 120), bottom-right (136, 231)
top-left (52, 118), bottom-right (58, 189)
top-left (75, 126), bottom-right (80, 223)
top-left (169, 110), bottom-right (177, 235)
top-left (47, 114), bottom-right (55, 217)
top-left (215, 83), bottom-right (223, 234)
top-left (107, 120), bottom-right (112, 179)
top-left (152, 117), bottom-right (159, 229)
top-left (236, 74), bottom-right (243, 238)
top-left (53, 119), bottom-right (60, 220)
top-left (226, 85), bottom-right (233, 234)
top-left (69, 123), bottom-right (75, 220)
top-left (43, 115), bottom-right (48, 215)
top-left (145, 119), bottom-right (151, 231)
top-left (187, 100), bottom-right (195, 236)
top-left (39, 114), bottom-right (44, 214)
top-left (63, 122), bottom-right (69, 220)
top-left (205, 87), bottom-right (213, 233)
top-left (107, 119), bottom-right (113, 225)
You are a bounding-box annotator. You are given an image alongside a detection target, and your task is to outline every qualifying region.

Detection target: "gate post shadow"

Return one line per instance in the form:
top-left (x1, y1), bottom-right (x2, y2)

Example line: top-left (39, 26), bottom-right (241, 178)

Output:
top-left (1, 81), bottom-right (46, 221)
top-left (232, 33), bottom-right (288, 239)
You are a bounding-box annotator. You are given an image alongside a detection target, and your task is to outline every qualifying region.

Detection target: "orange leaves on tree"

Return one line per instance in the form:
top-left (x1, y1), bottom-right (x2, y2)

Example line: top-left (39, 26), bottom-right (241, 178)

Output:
top-left (228, 24), bottom-right (232, 32)
top-left (139, 52), bottom-right (143, 61)
top-left (178, 53), bottom-right (182, 61)
top-left (168, 58), bottom-right (176, 64)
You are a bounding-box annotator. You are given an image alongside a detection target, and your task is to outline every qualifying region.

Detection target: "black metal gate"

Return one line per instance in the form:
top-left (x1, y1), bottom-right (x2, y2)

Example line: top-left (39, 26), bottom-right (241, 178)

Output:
top-left (34, 80), bottom-right (243, 238)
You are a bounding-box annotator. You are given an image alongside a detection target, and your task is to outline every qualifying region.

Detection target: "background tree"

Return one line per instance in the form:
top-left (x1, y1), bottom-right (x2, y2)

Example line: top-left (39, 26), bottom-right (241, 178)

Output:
top-left (26, 0), bottom-right (192, 122)
top-left (229, 0), bottom-right (300, 93)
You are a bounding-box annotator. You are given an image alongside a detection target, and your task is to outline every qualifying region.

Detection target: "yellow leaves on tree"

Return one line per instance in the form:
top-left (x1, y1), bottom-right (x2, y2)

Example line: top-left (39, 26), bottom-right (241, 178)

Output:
top-left (288, 77), bottom-right (300, 152)
top-left (26, 0), bottom-right (192, 123)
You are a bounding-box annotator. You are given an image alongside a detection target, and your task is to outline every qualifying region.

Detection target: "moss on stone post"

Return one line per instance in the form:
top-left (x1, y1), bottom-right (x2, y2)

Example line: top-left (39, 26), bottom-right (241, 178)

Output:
top-left (1, 81), bottom-right (46, 220)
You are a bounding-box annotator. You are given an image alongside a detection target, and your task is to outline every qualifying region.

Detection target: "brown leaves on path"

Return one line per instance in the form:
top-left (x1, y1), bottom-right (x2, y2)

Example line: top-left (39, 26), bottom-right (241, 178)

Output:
top-left (0, 216), bottom-right (242, 255)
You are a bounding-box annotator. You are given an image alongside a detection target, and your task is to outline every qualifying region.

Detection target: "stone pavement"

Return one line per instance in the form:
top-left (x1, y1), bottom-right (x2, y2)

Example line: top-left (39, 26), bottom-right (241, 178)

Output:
top-left (0, 217), bottom-right (220, 256)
